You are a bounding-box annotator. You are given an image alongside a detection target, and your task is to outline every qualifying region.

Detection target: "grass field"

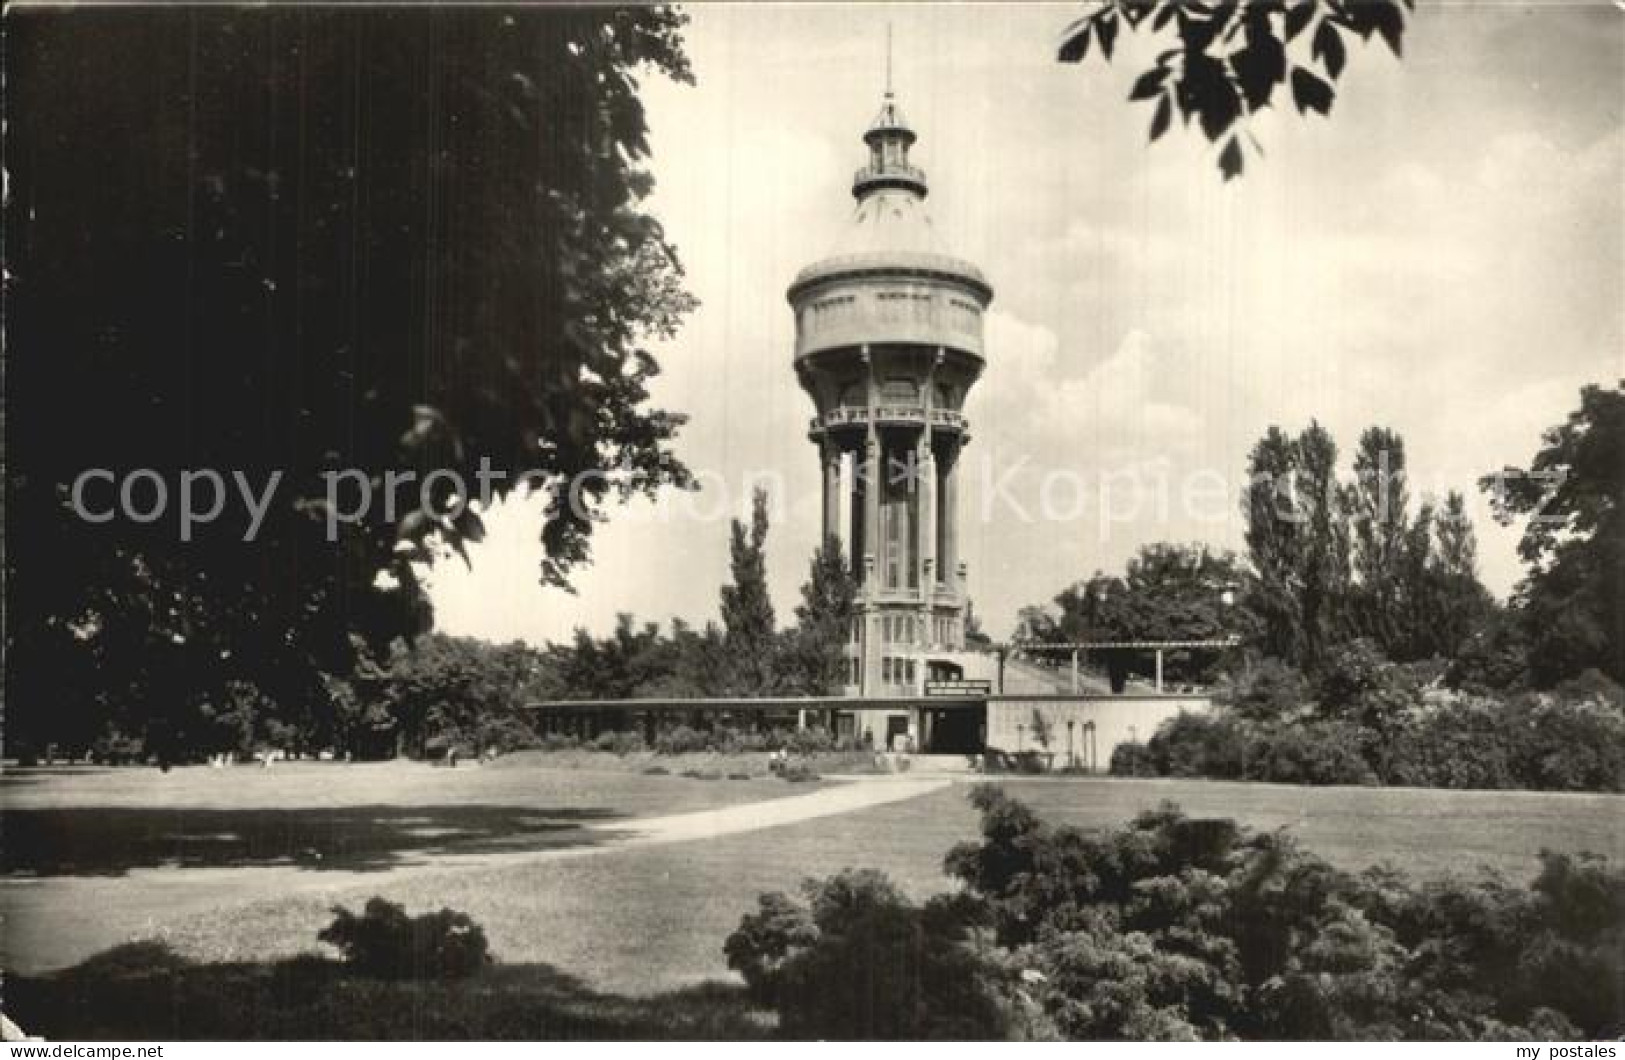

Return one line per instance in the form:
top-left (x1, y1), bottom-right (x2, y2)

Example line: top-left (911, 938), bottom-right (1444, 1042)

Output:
top-left (1, 759), bottom-right (815, 975)
top-left (130, 774), bottom-right (1625, 996)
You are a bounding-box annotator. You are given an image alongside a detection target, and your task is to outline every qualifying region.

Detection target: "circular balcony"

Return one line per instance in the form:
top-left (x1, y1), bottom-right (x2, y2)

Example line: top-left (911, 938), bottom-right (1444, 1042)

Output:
top-left (852, 163), bottom-right (928, 198)
top-left (807, 405), bottom-right (969, 437)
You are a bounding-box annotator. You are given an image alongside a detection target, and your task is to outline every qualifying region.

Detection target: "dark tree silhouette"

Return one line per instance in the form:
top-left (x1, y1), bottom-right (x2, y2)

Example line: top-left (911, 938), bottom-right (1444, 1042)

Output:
top-left (784, 537), bottom-right (859, 696)
top-left (1242, 421), bottom-right (1349, 669)
top-left (1059, 0), bottom-right (1415, 178)
top-left (719, 489), bottom-right (779, 695)
top-left (6, 7), bottom-right (696, 759)
top-left (1482, 384), bottom-right (1625, 686)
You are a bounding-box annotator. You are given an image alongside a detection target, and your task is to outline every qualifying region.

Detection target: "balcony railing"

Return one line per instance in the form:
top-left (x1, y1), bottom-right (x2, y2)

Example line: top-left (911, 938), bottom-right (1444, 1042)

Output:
top-left (853, 163), bottom-right (926, 188)
top-left (810, 405), bottom-right (967, 432)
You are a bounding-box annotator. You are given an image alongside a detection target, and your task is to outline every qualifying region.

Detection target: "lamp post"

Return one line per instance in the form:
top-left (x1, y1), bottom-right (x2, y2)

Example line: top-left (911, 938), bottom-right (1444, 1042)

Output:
top-left (1219, 581), bottom-right (1246, 683)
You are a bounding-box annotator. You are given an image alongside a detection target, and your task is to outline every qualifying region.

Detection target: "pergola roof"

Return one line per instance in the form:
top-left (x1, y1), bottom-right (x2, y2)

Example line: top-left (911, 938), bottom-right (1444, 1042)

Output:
top-left (1014, 637), bottom-right (1242, 651)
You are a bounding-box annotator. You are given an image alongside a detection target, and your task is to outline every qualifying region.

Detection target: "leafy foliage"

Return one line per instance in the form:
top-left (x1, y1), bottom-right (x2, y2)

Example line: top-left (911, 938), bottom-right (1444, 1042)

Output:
top-left (1037, 543), bottom-right (1251, 690)
top-left (1218, 657), bottom-right (1311, 721)
top-left (1482, 383), bottom-right (1625, 686)
top-left (1122, 663), bottom-right (1625, 793)
top-left (318, 897), bottom-right (491, 981)
top-left (933, 787), bottom-right (1618, 1039)
top-left (1242, 422), bottom-right (1350, 670)
top-left (7, 8), bottom-right (696, 760)
top-left (1240, 422), bottom-right (1497, 674)
top-left (781, 536), bottom-right (859, 695)
top-left (726, 794), bottom-right (1624, 1039)
top-left (1058, 0), bottom-right (1415, 179)
top-left (720, 489), bottom-right (780, 695)
top-left (724, 870), bottom-right (1034, 1039)
top-left (347, 634), bottom-right (544, 758)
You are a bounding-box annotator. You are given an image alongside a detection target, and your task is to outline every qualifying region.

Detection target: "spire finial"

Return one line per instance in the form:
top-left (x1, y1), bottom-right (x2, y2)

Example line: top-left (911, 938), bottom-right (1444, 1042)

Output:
top-left (885, 22), bottom-right (893, 97)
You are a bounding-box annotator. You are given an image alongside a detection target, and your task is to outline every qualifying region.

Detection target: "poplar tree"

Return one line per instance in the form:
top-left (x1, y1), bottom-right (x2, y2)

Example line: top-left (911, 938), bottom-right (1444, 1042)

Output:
top-left (720, 489), bottom-right (779, 695)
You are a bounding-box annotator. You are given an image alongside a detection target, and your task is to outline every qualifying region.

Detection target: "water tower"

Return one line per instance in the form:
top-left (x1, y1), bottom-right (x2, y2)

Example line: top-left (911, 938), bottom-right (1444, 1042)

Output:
top-left (787, 83), bottom-right (993, 727)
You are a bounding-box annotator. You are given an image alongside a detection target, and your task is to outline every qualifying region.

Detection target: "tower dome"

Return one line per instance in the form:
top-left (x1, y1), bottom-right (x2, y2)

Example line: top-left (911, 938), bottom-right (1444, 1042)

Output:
top-left (787, 92), bottom-right (992, 337)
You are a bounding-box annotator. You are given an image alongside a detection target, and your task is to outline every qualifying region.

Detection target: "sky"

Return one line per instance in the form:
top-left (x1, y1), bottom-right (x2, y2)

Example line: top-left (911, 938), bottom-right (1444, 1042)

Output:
top-left (429, 1), bottom-right (1624, 647)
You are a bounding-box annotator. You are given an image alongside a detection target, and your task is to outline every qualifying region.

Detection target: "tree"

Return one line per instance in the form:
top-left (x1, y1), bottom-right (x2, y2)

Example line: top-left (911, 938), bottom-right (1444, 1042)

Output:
top-left (1058, 0), bottom-right (1416, 179)
top-left (1482, 384), bottom-right (1625, 686)
top-left (345, 634), bottom-right (543, 757)
top-left (1342, 434), bottom-right (1494, 661)
top-left (1242, 422), bottom-right (1348, 670)
top-left (782, 536), bottom-right (859, 696)
top-left (1245, 422), bottom-right (1496, 671)
top-left (1051, 543), bottom-right (1251, 690)
top-left (1345, 427), bottom-right (1411, 650)
top-left (6, 8), bottom-right (696, 758)
top-left (719, 488), bottom-right (779, 694)
top-left (1407, 491), bottom-right (1492, 660)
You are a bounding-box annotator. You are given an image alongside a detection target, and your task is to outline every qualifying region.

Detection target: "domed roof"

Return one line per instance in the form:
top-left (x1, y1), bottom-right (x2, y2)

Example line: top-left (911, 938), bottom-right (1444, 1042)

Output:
top-left (790, 188), bottom-right (990, 296)
top-left (788, 93), bottom-right (992, 304)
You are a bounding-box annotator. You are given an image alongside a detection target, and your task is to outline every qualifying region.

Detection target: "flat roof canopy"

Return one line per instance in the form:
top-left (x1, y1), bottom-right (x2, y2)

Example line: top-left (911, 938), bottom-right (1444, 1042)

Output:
top-left (525, 696), bottom-right (990, 714)
top-left (1014, 637), bottom-right (1241, 651)
top-left (524, 692), bottom-right (1201, 714)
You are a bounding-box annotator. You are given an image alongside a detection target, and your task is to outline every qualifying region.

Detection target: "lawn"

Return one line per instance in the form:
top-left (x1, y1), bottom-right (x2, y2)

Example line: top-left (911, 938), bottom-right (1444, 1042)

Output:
top-left (130, 775), bottom-right (1625, 998)
top-left (1, 759), bottom-right (814, 975)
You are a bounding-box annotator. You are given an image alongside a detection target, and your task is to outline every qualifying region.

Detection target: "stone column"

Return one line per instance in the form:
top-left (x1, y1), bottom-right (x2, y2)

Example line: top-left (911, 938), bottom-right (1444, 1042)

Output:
top-left (822, 442), bottom-right (842, 546)
top-left (920, 349), bottom-right (941, 602)
top-left (861, 428), bottom-right (882, 695)
top-left (943, 444), bottom-right (960, 596)
top-left (862, 345), bottom-right (880, 599)
top-left (863, 432), bottom-right (880, 596)
top-left (918, 441), bottom-right (937, 594)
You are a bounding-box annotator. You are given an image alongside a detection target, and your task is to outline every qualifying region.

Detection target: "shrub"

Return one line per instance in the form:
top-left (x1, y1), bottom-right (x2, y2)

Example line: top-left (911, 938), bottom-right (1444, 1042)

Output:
top-left (785, 726), bottom-right (837, 755)
top-left (472, 714), bottom-right (540, 754)
top-left (727, 788), bottom-right (1625, 1039)
top-left (1146, 712), bottom-right (1249, 779)
top-left (654, 725), bottom-right (710, 754)
top-left (92, 730), bottom-right (145, 766)
top-left (1223, 658), bottom-right (1312, 722)
top-left (1446, 615), bottom-right (1532, 695)
top-left (317, 897), bottom-right (491, 980)
top-left (1552, 669), bottom-right (1625, 710)
top-left (1249, 720), bottom-right (1377, 786)
top-left (714, 725), bottom-right (771, 754)
top-left (1316, 640), bottom-right (1423, 775)
top-left (1387, 698), bottom-right (1519, 790)
top-left (1109, 741), bottom-right (1156, 777)
top-left (1506, 693), bottom-right (1625, 793)
top-left (725, 869), bottom-right (1029, 1039)
top-left (983, 750), bottom-right (1050, 774)
top-left (934, 786), bottom-right (1620, 1039)
top-left (780, 762), bottom-right (820, 783)
top-left (724, 890), bottom-right (819, 1003)
top-left (592, 729), bottom-right (647, 755)
top-left (537, 733), bottom-right (579, 752)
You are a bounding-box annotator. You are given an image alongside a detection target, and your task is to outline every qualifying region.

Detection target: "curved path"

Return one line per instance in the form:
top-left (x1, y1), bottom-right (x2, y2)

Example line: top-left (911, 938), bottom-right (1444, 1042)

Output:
top-left (4, 775), bottom-right (949, 975)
